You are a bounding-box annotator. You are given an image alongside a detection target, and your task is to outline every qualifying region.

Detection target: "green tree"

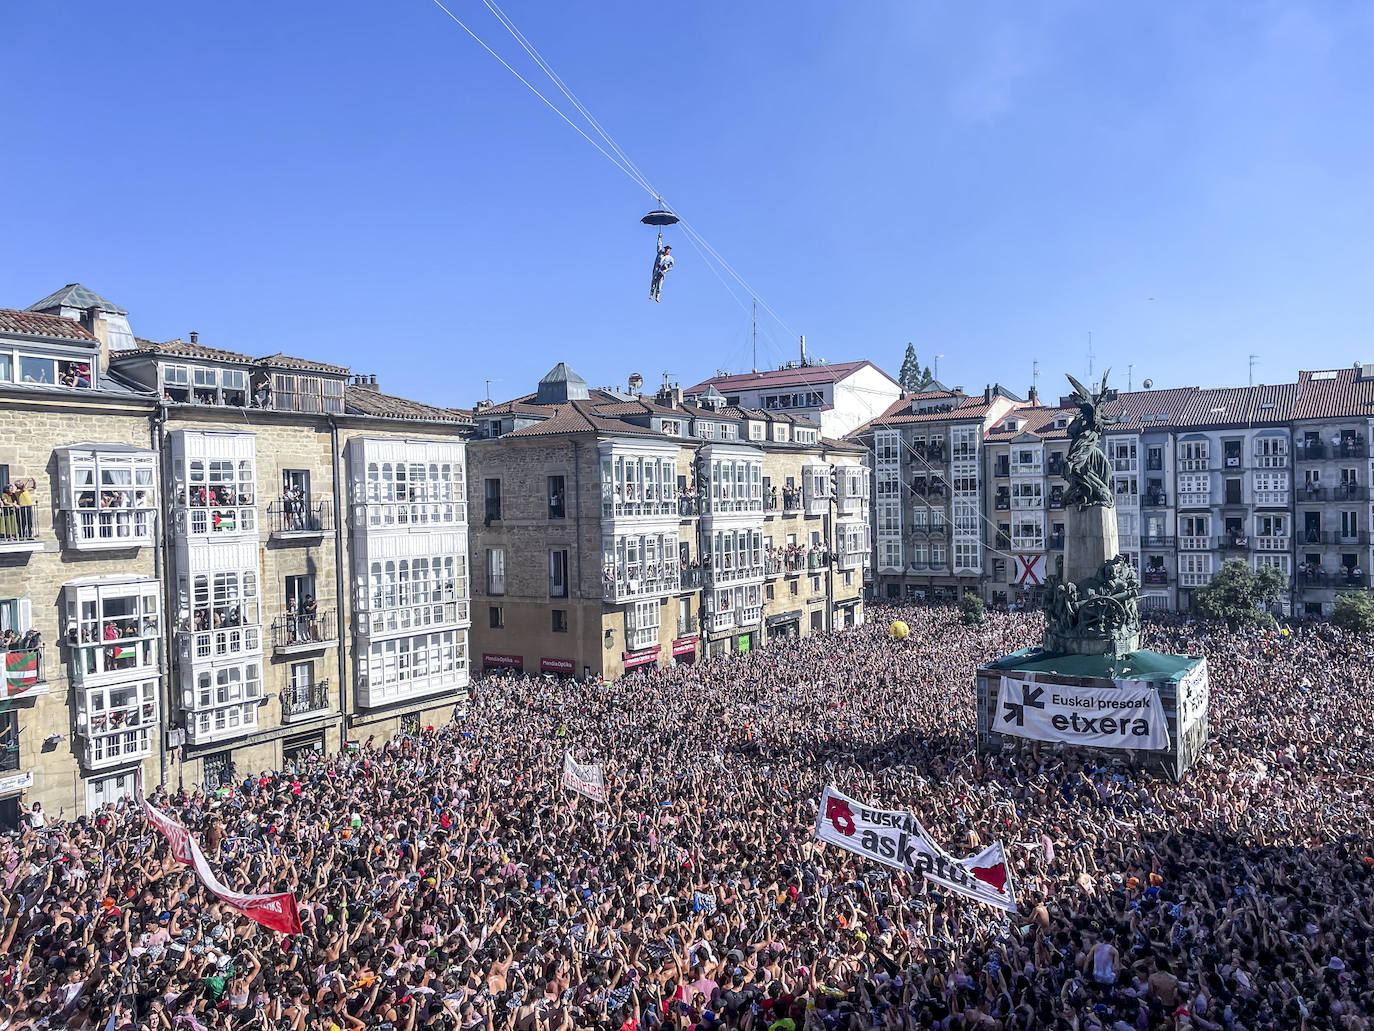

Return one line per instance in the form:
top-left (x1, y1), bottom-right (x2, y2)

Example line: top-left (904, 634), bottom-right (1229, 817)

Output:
top-left (1191, 559), bottom-right (1286, 628)
top-left (898, 343), bottom-right (928, 393)
top-left (1331, 592), bottom-right (1374, 633)
top-left (959, 592), bottom-right (986, 627)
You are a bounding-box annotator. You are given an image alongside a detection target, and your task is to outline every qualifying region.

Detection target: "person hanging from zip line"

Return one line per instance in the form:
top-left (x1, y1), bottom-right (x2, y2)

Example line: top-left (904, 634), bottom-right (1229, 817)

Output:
top-left (650, 236), bottom-right (673, 302)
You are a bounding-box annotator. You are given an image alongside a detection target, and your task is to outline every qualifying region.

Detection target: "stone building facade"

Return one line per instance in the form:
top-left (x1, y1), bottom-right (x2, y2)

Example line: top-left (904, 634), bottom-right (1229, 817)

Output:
top-left (467, 365), bottom-right (869, 679)
top-left (0, 285), bottom-right (472, 822)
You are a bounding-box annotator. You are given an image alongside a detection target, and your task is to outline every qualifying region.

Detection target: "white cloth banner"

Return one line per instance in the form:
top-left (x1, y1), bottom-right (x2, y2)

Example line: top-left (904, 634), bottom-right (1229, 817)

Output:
top-left (813, 785), bottom-right (1016, 912)
top-left (563, 752), bottom-right (606, 802)
top-left (996, 675), bottom-right (1170, 750)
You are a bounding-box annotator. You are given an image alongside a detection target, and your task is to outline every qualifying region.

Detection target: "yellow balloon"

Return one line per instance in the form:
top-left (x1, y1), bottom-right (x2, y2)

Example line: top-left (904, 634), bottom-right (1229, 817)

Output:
top-left (889, 620), bottom-right (910, 641)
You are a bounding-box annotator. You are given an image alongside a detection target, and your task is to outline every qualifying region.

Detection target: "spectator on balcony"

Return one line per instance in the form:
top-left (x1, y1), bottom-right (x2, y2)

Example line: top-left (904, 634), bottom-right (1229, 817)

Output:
top-left (303, 595), bottom-right (319, 640)
top-left (1349, 564), bottom-right (1363, 586)
top-left (284, 597), bottom-right (299, 643)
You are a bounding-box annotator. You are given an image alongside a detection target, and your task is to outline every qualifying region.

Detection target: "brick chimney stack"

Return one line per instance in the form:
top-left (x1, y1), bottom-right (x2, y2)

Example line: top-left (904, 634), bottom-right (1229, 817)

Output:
top-left (81, 305), bottom-right (110, 375)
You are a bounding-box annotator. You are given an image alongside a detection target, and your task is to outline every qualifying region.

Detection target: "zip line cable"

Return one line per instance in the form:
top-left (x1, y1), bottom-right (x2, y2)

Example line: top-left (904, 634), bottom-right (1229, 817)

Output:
top-left (427, 0), bottom-right (799, 346)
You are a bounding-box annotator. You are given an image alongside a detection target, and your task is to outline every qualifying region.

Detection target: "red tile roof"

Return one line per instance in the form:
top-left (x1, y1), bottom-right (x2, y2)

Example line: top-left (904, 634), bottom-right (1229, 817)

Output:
top-left (257, 352), bottom-right (350, 376)
top-left (119, 337), bottom-right (256, 365)
top-left (0, 309), bottom-right (99, 343)
top-left (984, 407), bottom-right (1072, 441)
top-left (852, 394), bottom-right (998, 433)
top-left (345, 386), bottom-right (470, 424)
top-left (684, 360), bottom-right (896, 394)
top-left (1291, 367), bottom-right (1374, 421)
top-left (504, 400), bottom-right (668, 439)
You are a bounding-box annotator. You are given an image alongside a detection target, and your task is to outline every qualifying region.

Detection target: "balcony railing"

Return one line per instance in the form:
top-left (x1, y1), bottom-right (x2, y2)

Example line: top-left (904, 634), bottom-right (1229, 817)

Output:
top-left (1142, 492), bottom-right (1169, 507)
top-left (704, 563), bottom-right (767, 586)
top-left (0, 744), bottom-right (18, 772)
top-left (267, 498), bottom-right (333, 537)
top-left (1219, 535), bottom-right (1250, 550)
top-left (994, 462), bottom-right (1010, 478)
top-left (1047, 459), bottom-right (1065, 478)
top-left (178, 505), bottom-right (257, 536)
top-left (3, 647), bottom-right (48, 698)
top-left (354, 500), bottom-right (466, 529)
top-left (1296, 441), bottom-right (1367, 461)
top-left (1298, 570), bottom-right (1369, 590)
top-left (179, 624), bottom-right (261, 661)
top-left (1297, 485), bottom-right (1368, 502)
top-left (679, 567), bottom-right (703, 589)
top-left (282, 678), bottom-right (332, 721)
top-left (1302, 530), bottom-right (1370, 545)
top-left (1010, 538), bottom-right (1045, 551)
top-left (1179, 536), bottom-right (1215, 550)
top-left (676, 615), bottom-right (699, 636)
top-left (1048, 493), bottom-right (1066, 510)
top-left (64, 507), bottom-right (156, 549)
top-left (1146, 458), bottom-right (1163, 471)
top-left (910, 484), bottom-right (947, 498)
top-left (1142, 570), bottom-right (1170, 586)
top-left (1255, 535), bottom-right (1290, 551)
top-left (678, 495), bottom-right (700, 517)
top-left (357, 600), bottom-right (468, 636)
top-left (0, 503), bottom-right (41, 550)
top-left (270, 609), bottom-right (337, 652)
top-left (994, 496), bottom-right (1010, 511)
top-left (1011, 496), bottom-right (1044, 509)
top-left (764, 549), bottom-right (829, 577)
top-left (1048, 534), bottom-right (1065, 550)
top-left (604, 572), bottom-right (682, 602)
top-left (1142, 535), bottom-right (1175, 548)
top-left (601, 497), bottom-right (679, 519)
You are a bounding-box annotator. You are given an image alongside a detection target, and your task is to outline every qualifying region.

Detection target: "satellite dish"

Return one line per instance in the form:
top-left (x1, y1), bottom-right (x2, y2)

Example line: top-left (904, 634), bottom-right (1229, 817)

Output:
top-left (627, 372), bottom-right (644, 393)
top-left (1143, 378), bottom-right (1154, 389)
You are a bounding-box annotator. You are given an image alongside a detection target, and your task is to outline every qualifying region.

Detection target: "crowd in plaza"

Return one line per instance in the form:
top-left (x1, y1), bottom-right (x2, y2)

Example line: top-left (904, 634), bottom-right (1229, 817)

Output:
top-left (2, 607), bottom-right (1372, 1031)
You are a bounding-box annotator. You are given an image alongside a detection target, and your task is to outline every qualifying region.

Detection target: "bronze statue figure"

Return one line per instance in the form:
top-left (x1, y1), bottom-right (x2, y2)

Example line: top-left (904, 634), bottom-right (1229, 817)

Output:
top-left (1062, 371), bottom-right (1119, 510)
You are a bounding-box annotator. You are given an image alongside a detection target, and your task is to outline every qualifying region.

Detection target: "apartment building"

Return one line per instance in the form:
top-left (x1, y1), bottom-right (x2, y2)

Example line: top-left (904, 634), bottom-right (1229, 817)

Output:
top-left (684, 356), bottom-right (901, 439)
top-left (855, 370), bottom-right (1374, 618)
top-left (852, 385), bottom-right (1025, 602)
top-left (467, 365), bottom-right (869, 679)
top-left (0, 285), bottom-right (471, 821)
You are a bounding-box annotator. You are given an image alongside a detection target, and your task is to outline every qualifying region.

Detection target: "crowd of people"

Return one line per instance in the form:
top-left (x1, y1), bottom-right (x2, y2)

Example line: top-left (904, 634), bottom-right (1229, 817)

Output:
top-left (3, 607), bottom-right (1372, 1031)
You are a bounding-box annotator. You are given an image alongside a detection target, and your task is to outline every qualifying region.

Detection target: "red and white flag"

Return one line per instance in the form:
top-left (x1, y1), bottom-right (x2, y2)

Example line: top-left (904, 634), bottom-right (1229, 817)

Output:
top-left (136, 773), bottom-right (302, 935)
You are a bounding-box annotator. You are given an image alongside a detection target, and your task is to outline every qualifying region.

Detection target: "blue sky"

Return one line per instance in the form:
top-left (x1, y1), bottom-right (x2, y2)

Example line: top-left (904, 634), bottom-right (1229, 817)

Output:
top-left (4, 1), bottom-right (1372, 410)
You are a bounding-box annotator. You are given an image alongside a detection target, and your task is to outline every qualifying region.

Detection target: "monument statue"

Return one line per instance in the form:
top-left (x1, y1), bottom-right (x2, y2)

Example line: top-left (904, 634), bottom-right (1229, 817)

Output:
top-left (1042, 371), bottom-right (1141, 656)
top-left (1062, 372), bottom-right (1119, 509)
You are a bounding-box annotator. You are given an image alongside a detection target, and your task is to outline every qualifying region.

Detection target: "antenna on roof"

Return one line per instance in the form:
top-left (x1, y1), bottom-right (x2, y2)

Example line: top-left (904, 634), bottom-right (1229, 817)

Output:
top-left (1249, 354), bottom-right (1258, 387)
top-left (1127, 363), bottom-right (1134, 392)
top-left (1087, 333), bottom-right (1095, 379)
top-left (485, 379), bottom-right (492, 403)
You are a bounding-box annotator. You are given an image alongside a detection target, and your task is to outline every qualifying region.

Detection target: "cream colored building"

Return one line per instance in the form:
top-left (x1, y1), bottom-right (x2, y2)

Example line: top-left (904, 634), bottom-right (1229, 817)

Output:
top-left (467, 366), bottom-right (868, 679)
top-left (0, 285), bottom-right (471, 822)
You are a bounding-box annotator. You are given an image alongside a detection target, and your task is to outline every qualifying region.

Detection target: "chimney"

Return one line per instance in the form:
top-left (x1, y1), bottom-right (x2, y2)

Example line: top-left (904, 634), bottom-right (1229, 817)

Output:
top-left (81, 305), bottom-right (111, 376)
top-left (190, 331), bottom-right (199, 345)
top-left (657, 383), bottom-right (683, 407)
top-left (369, 374), bottom-right (378, 389)
top-left (799, 334), bottom-right (807, 367)
top-left (1028, 385), bottom-right (1039, 405)
top-left (983, 384), bottom-right (993, 404)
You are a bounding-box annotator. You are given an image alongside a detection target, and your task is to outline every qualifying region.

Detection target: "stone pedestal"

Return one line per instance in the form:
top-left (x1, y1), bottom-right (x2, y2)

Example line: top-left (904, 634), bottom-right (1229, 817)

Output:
top-left (1065, 503), bottom-right (1119, 584)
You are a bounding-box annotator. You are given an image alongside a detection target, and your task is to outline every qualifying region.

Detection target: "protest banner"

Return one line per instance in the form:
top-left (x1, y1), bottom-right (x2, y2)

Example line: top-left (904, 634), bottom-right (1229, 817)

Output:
top-left (814, 785), bottom-right (1016, 912)
top-left (562, 751), bottom-right (606, 802)
top-left (135, 773), bottom-right (302, 934)
top-left (996, 675), bottom-right (1170, 750)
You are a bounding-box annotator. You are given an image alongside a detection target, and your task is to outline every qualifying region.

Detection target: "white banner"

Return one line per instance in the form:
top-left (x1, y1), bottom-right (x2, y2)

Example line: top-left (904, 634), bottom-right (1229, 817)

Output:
top-left (563, 752), bottom-right (606, 802)
top-left (813, 785), bottom-right (1016, 912)
top-left (996, 675), bottom-right (1170, 750)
